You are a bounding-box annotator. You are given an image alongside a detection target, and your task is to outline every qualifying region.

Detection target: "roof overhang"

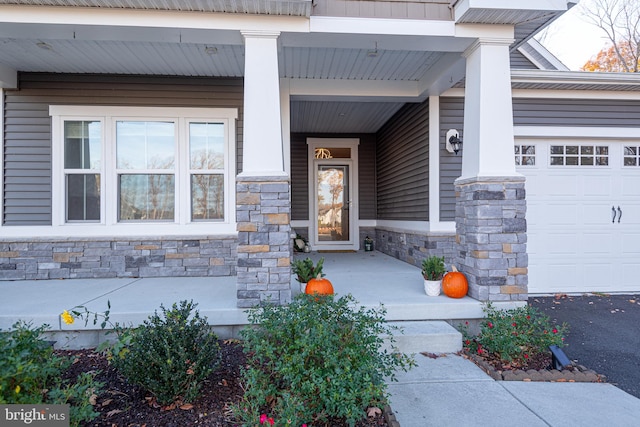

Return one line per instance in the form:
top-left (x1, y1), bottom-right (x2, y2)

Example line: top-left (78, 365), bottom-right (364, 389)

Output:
top-left (451, 1), bottom-right (578, 53)
top-left (0, 0), bottom-right (313, 16)
top-left (511, 70), bottom-right (640, 92)
top-left (451, 0), bottom-right (573, 25)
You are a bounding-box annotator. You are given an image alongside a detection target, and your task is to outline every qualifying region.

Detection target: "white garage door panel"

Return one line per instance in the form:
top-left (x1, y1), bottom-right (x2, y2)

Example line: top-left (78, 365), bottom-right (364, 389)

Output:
top-left (519, 139), bottom-right (640, 294)
top-left (582, 204), bottom-right (614, 226)
top-left (544, 175), bottom-right (577, 196)
top-left (621, 232), bottom-right (640, 253)
top-left (621, 175), bottom-right (640, 197)
top-left (620, 263), bottom-right (640, 290)
top-left (581, 232), bottom-right (613, 254)
top-left (546, 233), bottom-right (580, 254)
top-left (583, 263), bottom-right (614, 287)
top-left (545, 204), bottom-right (579, 225)
top-left (582, 175), bottom-right (612, 197)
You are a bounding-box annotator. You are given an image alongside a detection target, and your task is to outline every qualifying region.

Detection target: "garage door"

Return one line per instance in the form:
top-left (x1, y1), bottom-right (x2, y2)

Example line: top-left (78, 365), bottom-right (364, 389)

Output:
top-left (517, 140), bottom-right (640, 294)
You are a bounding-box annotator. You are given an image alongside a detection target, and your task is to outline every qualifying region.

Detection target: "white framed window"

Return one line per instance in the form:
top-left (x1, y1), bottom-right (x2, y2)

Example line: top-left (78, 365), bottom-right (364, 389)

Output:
top-left (50, 106), bottom-right (237, 235)
top-left (623, 146), bottom-right (640, 166)
top-left (514, 144), bottom-right (536, 166)
top-left (549, 144), bottom-right (609, 166)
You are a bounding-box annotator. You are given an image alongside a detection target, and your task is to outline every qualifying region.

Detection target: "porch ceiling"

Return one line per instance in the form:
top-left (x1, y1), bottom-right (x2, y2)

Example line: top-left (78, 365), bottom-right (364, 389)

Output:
top-left (0, 2), bottom-right (575, 134)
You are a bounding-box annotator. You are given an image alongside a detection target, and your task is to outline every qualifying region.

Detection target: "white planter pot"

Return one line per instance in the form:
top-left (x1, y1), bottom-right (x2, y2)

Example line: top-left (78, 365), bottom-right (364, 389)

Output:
top-left (424, 279), bottom-right (441, 296)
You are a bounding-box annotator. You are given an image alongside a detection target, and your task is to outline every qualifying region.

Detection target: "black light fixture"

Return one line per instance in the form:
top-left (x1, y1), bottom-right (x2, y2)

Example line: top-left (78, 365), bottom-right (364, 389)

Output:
top-left (446, 129), bottom-right (462, 155)
top-left (549, 345), bottom-right (572, 370)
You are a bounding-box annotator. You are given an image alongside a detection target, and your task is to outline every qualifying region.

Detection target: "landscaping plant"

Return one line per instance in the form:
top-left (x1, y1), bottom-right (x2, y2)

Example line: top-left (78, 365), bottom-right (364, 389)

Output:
top-left (291, 257), bottom-right (324, 283)
top-left (421, 255), bottom-right (445, 280)
top-left (110, 300), bottom-right (220, 406)
top-left (0, 321), bottom-right (103, 427)
top-left (461, 303), bottom-right (569, 365)
top-left (234, 293), bottom-right (414, 427)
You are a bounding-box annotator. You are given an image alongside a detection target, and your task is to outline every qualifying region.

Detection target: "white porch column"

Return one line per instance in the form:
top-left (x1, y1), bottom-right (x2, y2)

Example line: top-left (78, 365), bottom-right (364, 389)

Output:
top-left (460, 38), bottom-right (518, 180)
top-left (455, 38), bottom-right (528, 303)
top-left (237, 31), bottom-right (291, 307)
top-left (240, 30), bottom-right (285, 177)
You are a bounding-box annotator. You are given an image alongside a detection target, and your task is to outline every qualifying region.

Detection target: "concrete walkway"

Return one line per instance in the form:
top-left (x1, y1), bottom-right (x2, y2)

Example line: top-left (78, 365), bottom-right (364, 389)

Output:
top-left (388, 353), bottom-right (640, 427)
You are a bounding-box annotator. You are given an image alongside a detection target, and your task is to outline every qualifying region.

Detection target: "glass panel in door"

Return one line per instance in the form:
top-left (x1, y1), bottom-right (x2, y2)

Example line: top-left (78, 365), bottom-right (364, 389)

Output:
top-left (317, 165), bottom-right (349, 242)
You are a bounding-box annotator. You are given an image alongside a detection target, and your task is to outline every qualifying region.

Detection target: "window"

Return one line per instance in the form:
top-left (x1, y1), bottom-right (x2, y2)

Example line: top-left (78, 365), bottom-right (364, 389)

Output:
top-left (64, 121), bottom-right (102, 222)
top-left (116, 121), bottom-right (176, 221)
top-left (550, 145), bottom-right (608, 166)
top-left (514, 145), bottom-right (536, 166)
top-left (51, 106), bottom-right (237, 233)
top-left (623, 146), bottom-right (640, 166)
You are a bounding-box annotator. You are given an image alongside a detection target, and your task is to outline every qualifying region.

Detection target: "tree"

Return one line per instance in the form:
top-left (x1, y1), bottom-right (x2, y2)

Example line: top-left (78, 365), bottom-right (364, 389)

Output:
top-left (582, 42), bottom-right (640, 71)
top-left (580, 0), bottom-right (640, 72)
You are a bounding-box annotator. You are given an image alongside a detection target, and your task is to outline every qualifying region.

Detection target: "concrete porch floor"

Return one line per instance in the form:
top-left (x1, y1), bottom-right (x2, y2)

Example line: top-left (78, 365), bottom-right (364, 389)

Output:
top-left (0, 250), bottom-right (522, 348)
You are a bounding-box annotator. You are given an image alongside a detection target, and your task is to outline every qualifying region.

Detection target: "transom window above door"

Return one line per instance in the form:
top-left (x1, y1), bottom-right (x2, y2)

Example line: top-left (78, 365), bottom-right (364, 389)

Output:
top-left (50, 106), bottom-right (237, 235)
top-left (550, 145), bottom-right (609, 166)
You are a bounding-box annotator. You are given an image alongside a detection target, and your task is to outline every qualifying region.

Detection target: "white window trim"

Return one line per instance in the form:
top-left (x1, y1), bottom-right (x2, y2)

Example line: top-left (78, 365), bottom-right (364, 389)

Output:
top-left (49, 105), bottom-right (238, 237)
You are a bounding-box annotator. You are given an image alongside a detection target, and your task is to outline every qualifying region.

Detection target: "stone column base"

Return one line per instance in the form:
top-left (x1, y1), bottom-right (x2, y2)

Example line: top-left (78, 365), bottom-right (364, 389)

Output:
top-left (455, 176), bottom-right (528, 301)
top-left (236, 176), bottom-right (292, 308)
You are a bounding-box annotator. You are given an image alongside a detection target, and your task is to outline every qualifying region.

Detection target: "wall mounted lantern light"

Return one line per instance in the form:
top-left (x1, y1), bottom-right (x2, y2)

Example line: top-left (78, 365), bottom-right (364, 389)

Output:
top-left (446, 129), bottom-right (463, 155)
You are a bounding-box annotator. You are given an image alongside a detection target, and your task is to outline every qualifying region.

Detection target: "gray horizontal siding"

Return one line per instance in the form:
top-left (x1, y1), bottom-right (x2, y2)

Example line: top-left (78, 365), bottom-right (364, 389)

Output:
top-left (439, 97), bottom-right (463, 222)
top-left (290, 134), bottom-right (309, 221)
top-left (358, 134), bottom-right (376, 220)
top-left (376, 102), bottom-right (429, 221)
top-left (510, 50), bottom-right (538, 70)
top-left (289, 133), bottom-right (376, 221)
top-left (312, 0), bottom-right (451, 20)
top-left (3, 73), bottom-right (243, 226)
top-left (513, 98), bottom-right (640, 127)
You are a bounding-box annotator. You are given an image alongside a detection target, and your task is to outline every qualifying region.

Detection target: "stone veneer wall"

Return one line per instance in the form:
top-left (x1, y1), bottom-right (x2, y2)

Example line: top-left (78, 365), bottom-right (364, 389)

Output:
top-left (0, 237), bottom-right (237, 280)
top-left (373, 228), bottom-right (456, 269)
top-left (455, 177), bottom-right (528, 301)
top-left (236, 177), bottom-right (292, 308)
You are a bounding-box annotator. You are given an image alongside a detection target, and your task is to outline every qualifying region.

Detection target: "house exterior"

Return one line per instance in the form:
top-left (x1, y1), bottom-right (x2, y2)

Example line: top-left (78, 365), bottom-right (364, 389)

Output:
top-left (1, 0), bottom-right (639, 307)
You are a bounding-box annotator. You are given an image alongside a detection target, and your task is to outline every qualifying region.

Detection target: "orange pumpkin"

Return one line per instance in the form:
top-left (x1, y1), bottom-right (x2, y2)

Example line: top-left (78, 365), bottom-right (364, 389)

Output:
top-left (305, 276), bottom-right (334, 296)
top-left (442, 267), bottom-right (468, 298)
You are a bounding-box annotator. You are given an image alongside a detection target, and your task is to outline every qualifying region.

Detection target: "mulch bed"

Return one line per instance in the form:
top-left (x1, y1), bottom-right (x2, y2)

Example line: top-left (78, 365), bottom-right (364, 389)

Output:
top-left (461, 350), bottom-right (606, 383)
top-left (58, 340), bottom-right (391, 427)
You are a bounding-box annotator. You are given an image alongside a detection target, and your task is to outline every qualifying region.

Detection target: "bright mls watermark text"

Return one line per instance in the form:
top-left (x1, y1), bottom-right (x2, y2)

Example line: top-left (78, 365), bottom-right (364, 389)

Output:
top-left (1, 405), bottom-right (69, 426)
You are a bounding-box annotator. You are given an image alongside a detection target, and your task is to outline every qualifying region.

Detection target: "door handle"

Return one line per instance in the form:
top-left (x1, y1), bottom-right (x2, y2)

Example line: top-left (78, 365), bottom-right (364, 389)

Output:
top-left (618, 206), bottom-right (622, 223)
top-left (612, 206), bottom-right (617, 223)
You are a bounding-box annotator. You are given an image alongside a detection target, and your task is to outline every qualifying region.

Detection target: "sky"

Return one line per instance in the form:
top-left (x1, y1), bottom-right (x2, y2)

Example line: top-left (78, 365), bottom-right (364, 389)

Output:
top-left (538, 0), bottom-right (611, 70)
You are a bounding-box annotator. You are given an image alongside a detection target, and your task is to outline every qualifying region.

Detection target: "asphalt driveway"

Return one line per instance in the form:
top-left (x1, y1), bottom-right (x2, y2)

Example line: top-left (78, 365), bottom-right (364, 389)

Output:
top-left (530, 293), bottom-right (640, 399)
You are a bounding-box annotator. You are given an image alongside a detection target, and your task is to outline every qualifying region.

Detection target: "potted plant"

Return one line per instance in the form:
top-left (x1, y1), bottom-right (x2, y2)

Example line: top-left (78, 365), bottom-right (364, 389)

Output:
top-left (422, 255), bottom-right (445, 296)
top-left (292, 257), bottom-right (334, 295)
top-left (291, 257), bottom-right (325, 290)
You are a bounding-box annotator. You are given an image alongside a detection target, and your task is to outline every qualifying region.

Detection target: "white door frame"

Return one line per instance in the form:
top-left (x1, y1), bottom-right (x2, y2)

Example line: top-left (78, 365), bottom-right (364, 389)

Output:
top-left (307, 138), bottom-right (359, 251)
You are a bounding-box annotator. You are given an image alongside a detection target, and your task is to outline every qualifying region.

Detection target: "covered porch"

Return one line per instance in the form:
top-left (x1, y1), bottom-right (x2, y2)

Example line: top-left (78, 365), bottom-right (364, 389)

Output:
top-left (0, 251), bottom-right (522, 348)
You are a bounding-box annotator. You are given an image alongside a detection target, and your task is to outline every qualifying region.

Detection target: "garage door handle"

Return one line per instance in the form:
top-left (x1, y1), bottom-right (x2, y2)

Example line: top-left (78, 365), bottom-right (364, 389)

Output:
top-left (618, 206), bottom-right (622, 223)
top-left (612, 206), bottom-right (617, 223)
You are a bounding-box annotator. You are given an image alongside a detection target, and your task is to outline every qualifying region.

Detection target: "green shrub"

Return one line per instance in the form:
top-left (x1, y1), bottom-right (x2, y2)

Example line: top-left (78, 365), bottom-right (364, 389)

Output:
top-left (111, 300), bottom-right (220, 406)
top-left (0, 321), bottom-right (102, 427)
top-left (461, 303), bottom-right (569, 364)
top-left (235, 294), bottom-right (414, 427)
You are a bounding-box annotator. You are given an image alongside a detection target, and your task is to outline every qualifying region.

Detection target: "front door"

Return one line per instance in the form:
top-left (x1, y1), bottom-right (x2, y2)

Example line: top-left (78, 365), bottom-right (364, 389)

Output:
top-left (308, 138), bottom-right (359, 251)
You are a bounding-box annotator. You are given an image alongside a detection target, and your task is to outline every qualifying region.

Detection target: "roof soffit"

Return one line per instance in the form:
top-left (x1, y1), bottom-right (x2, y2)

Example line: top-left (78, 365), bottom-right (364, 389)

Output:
top-left (0, 0), bottom-right (313, 16)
